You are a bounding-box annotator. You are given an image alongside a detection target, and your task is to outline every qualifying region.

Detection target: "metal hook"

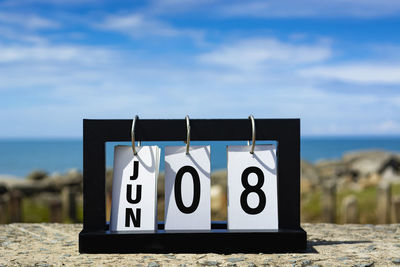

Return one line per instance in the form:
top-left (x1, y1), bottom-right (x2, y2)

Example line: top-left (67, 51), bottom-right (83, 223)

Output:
top-left (185, 115), bottom-right (190, 155)
top-left (131, 115), bottom-right (140, 155)
top-left (248, 115), bottom-right (256, 154)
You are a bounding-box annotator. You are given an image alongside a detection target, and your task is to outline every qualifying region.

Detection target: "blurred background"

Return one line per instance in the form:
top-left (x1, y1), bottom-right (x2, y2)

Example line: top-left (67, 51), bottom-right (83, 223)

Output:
top-left (0, 0), bottom-right (399, 224)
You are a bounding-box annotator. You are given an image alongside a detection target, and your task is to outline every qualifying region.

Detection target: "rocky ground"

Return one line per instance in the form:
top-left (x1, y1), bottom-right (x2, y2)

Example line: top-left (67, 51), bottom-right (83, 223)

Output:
top-left (1, 223), bottom-right (400, 266)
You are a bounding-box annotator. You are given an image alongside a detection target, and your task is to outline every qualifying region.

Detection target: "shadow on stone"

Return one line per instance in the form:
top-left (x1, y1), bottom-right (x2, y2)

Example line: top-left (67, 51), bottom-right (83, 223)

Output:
top-left (306, 239), bottom-right (372, 253)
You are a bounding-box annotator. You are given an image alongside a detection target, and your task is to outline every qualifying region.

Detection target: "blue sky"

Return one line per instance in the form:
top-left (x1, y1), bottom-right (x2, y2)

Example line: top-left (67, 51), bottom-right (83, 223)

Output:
top-left (0, 0), bottom-right (400, 137)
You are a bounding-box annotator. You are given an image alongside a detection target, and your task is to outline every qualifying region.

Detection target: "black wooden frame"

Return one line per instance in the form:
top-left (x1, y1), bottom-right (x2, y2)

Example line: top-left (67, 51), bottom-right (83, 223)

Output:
top-left (79, 119), bottom-right (307, 253)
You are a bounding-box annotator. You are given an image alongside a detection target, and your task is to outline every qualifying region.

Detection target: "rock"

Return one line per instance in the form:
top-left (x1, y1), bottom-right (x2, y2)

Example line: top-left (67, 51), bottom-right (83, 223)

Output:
top-left (148, 262), bottom-right (160, 267)
top-left (66, 169), bottom-right (81, 178)
top-left (164, 254), bottom-right (175, 259)
top-left (315, 159), bottom-right (348, 179)
top-left (210, 172), bottom-right (227, 220)
top-left (1, 223), bottom-right (399, 266)
top-left (301, 160), bottom-right (320, 185)
top-left (392, 258), bottom-right (400, 264)
top-left (364, 245), bottom-right (376, 252)
top-left (363, 173), bottom-right (381, 188)
top-left (211, 170), bottom-right (227, 187)
top-left (27, 170), bottom-right (48, 181)
top-left (353, 262), bottom-right (374, 267)
top-left (345, 151), bottom-right (390, 177)
top-left (301, 259), bottom-right (312, 266)
top-left (300, 178), bottom-right (313, 194)
top-left (211, 184), bottom-right (226, 212)
top-left (226, 257), bottom-right (244, 263)
top-left (199, 261), bottom-right (220, 266)
top-left (343, 150), bottom-right (389, 164)
top-left (379, 156), bottom-right (400, 174)
top-left (381, 167), bottom-right (400, 183)
top-left (106, 169), bottom-right (114, 194)
top-left (0, 184), bottom-right (8, 195)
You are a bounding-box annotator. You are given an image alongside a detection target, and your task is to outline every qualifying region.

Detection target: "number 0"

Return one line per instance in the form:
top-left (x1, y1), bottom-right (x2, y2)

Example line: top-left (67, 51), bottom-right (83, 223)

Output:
top-left (174, 166), bottom-right (201, 214)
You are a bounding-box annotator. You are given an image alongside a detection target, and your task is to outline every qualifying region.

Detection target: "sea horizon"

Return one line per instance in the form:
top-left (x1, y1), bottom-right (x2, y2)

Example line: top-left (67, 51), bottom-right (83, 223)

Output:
top-left (1, 136), bottom-right (399, 178)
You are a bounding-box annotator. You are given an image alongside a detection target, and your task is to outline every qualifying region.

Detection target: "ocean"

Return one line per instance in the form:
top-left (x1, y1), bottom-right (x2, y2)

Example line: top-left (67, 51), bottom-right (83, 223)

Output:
top-left (0, 137), bottom-right (399, 177)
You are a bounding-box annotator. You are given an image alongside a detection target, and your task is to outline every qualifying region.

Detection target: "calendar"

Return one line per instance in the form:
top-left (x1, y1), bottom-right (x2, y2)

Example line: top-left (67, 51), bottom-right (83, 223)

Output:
top-left (79, 118), bottom-right (306, 254)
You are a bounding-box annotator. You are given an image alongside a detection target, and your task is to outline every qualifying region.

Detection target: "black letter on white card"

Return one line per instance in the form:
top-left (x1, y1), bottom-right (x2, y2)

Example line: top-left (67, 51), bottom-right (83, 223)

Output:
top-left (126, 184), bottom-right (142, 204)
top-left (125, 208), bottom-right (141, 227)
top-left (130, 161), bottom-right (139, 180)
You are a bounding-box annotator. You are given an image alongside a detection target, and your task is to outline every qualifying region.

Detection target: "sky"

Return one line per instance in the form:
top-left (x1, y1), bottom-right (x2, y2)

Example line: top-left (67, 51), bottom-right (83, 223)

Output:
top-left (0, 0), bottom-right (400, 138)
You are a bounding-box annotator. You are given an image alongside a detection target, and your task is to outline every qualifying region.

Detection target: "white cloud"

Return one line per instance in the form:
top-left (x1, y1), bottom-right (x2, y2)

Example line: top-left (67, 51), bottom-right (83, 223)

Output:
top-left (198, 38), bottom-right (332, 70)
top-left (145, 0), bottom-right (400, 18)
top-left (1, 38), bottom-right (399, 137)
top-left (0, 26), bottom-right (47, 43)
top-left (0, 12), bottom-right (59, 29)
top-left (97, 13), bottom-right (204, 42)
top-left (5, 0), bottom-right (400, 19)
top-left (215, 0), bottom-right (400, 18)
top-left (299, 64), bottom-right (400, 84)
top-left (0, 19), bottom-right (399, 137)
top-left (0, 12), bottom-right (59, 45)
top-left (377, 120), bottom-right (400, 133)
top-left (0, 0), bottom-right (98, 7)
top-left (0, 44), bottom-right (116, 64)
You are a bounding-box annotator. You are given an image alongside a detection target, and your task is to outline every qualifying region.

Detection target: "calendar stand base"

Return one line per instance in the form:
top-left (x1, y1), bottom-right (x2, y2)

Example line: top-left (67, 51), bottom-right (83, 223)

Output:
top-left (79, 222), bottom-right (307, 253)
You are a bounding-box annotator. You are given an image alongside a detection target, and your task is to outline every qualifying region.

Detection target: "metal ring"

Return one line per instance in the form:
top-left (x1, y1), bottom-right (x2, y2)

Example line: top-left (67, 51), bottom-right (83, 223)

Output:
top-left (185, 115), bottom-right (190, 155)
top-left (249, 115), bottom-right (256, 154)
top-left (131, 115), bottom-right (139, 155)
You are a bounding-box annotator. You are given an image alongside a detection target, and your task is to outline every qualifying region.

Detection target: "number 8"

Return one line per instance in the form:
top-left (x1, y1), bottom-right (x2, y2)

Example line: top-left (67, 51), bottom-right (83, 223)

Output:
top-left (240, 166), bottom-right (266, 215)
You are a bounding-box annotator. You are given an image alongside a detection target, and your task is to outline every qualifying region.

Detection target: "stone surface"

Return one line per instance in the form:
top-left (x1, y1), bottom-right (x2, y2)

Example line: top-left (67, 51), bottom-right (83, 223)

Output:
top-left (0, 223), bottom-right (400, 266)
